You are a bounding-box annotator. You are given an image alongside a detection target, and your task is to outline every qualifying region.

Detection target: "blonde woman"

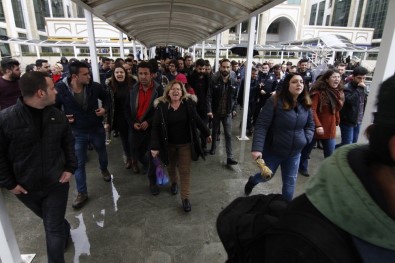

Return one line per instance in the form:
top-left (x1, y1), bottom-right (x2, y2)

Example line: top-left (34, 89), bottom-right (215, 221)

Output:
top-left (150, 80), bottom-right (211, 212)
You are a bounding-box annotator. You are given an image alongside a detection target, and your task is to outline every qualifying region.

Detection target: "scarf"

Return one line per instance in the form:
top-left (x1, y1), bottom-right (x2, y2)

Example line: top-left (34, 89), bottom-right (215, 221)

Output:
top-left (311, 85), bottom-right (344, 114)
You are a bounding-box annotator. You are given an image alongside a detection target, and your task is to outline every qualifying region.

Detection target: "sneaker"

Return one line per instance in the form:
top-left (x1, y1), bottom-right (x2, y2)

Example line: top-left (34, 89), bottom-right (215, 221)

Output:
top-left (244, 176), bottom-right (256, 196)
top-left (150, 184), bottom-right (159, 196)
top-left (227, 158), bottom-right (238, 165)
top-left (182, 199), bottom-right (191, 212)
top-left (72, 193), bottom-right (88, 209)
top-left (298, 170), bottom-right (310, 177)
top-left (101, 169), bottom-right (111, 182)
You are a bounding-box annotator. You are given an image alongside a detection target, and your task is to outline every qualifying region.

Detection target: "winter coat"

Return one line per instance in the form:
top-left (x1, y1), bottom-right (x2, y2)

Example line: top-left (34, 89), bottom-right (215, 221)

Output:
top-left (339, 81), bottom-right (367, 126)
top-left (151, 95), bottom-right (210, 165)
top-left (252, 96), bottom-right (314, 158)
top-left (0, 99), bottom-right (77, 191)
top-left (55, 78), bottom-right (110, 132)
top-left (207, 74), bottom-right (238, 115)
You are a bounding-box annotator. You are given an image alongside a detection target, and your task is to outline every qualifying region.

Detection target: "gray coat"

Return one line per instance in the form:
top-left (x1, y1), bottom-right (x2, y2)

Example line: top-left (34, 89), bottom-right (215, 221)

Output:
top-left (252, 96), bottom-right (314, 158)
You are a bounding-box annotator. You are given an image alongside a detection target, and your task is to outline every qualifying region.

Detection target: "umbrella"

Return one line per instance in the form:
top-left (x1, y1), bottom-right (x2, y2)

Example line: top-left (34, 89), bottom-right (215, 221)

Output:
top-left (230, 44), bottom-right (259, 57)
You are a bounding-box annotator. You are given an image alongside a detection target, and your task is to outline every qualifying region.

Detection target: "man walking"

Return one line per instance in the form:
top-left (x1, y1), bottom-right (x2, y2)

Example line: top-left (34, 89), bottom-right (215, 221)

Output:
top-left (207, 59), bottom-right (238, 165)
top-left (55, 61), bottom-right (111, 209)
top-left (0, 57), bottom-right (21, 110)
top-left (0, 71), bottom-right (77, 262)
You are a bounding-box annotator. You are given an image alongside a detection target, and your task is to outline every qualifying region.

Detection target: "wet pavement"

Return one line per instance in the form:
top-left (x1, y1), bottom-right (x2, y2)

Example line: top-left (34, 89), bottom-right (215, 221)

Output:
top-left (2, 114), bottom-right (326, 263)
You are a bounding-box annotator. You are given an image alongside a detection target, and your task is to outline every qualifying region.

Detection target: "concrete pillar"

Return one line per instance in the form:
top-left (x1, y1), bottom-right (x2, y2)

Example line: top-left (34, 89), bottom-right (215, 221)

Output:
top-left (359, 0), bottom-right (395, 142)
top-left (215, 34), bottom-right (220, 72)
top-left (238, 23), bottom-right (242, 44)
top-left (119, 31), bottom-right (125, 58)
top-left (133, 40), bottom-right (137, 58)
top-left (202, 41), bottom-right (205, 59)
top-left (238, 16), bottom-right (257, 140)
top-left (84, 9), bottom-right (100, 83)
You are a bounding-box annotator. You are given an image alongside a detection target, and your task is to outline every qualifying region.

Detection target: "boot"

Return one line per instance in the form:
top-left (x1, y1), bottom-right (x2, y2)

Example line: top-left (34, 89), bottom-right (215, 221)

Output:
top-left (131, 159), bottom-right (140, 174)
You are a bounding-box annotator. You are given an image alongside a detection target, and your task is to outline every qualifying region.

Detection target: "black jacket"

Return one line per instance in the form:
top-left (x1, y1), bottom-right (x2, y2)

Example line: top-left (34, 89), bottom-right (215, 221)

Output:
top-left (151, 96), bottom-right (210, 165)
top-left (187, 72), bottom-right (210, 112)
top-left (339, 81), bottom-right (368, 126)
top-left (207, 74), bottom-right (238, 115)
top-left (0, 99), bottom-right (77, 191)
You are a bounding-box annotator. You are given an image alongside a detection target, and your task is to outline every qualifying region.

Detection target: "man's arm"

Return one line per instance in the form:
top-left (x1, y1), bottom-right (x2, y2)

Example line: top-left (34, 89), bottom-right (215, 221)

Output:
top-left (60, 115), bottom-right (77, 176)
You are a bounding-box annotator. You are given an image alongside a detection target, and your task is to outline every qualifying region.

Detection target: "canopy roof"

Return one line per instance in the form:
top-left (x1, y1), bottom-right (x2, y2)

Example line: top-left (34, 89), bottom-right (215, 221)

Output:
top-left (73, 0), bottom-right (284, 48)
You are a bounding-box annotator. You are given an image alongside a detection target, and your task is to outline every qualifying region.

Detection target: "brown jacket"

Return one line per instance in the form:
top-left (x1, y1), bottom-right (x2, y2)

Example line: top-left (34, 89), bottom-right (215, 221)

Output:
top-left (311, 92), bottom-right (340, 139)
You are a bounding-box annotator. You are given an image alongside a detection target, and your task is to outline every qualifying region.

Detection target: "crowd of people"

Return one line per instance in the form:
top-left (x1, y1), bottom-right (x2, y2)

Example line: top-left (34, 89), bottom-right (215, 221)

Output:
top-left (1, 49), bottom-right (390, 262)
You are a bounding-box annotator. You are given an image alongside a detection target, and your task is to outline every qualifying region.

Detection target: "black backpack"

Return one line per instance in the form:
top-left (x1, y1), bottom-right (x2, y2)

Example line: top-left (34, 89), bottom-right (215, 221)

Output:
top-left (217, 194), bottom-right (361, 263)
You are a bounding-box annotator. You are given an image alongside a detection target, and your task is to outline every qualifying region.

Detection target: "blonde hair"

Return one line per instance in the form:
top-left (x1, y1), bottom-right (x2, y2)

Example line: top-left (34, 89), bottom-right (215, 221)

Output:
top-left (51, 63), bottom-right (63, 73)
top-left (163, 80), bottom-right (188, 101)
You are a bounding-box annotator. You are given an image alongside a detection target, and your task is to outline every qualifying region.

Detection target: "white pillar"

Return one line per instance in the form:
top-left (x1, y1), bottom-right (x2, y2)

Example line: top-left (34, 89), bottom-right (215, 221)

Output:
top-left (133, 40), bottom-right (137, 58)
top-left (35, 46), bottom-right (40, 58)
top-left (73, 46), bottom-right (78, 58)
top-left (359, 0), bottom-right (395, 142)
top-left (215, 34), bottom-right (220, 72)
top-left (0, 193), bottom-right (22, 263)
top-left (84, 9), bottom-right (100, 83)
top-left (193, 46), bottom-right (196, 59)
top-left (119, 31), bottom-right (125, 58)
top-left (238, 23), bottom-right (242, 44)
top-left (238, 16), bottom-right (256, 140)
top-left (202, 41), bottom-right (205, 59)
top-left (226, 49), bottom-right (229, 59)
top-left (255, 15), bottom-right (259, 44)
top-left (109, 47), bottom-right (113, 58)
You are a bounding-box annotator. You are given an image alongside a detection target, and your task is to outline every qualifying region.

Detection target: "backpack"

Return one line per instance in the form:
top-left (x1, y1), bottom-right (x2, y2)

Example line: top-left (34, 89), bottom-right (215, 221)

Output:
top-left (217, 194), bottom-right (361, 263)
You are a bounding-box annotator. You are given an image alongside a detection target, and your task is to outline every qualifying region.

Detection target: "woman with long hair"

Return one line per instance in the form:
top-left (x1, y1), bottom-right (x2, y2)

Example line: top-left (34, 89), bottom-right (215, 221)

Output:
top-left (299, 69), bottom-right (344, 177)
top-left (244, 73), bottom-right (314, 201)
top-left (150, 80), bottom-right (211, 212)
top-left (107, 65), bottom-right (136, 170)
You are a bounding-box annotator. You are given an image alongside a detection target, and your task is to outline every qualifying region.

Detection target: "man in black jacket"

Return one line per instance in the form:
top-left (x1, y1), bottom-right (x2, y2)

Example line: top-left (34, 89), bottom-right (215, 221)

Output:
top-left (0, 71), bottom-right (77, 263)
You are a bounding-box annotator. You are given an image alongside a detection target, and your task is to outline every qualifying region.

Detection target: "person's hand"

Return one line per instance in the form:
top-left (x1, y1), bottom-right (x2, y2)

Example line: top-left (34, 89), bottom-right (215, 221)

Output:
top-left (316, 127), bottom-right (324, 135)
top-left (66, 114), bottom-right (74, 123)
top-left (95, 107), bottom-right (106, 116)
top-left (207, 112), bottom-right (213, 118)
top-left (260, 90), bottom-right (266, 94)
top-left (151, 150), bottom-right (159, 158)
top-left (251, 151), bottom-right (262, 161)
top-left (59, 171), bottom-right (73, 183)
top-left (10, 185), bottom-right (28, 195)
top-left (232, 111), bottom-right (237, 117)
top-left (206, 136), bottom-right (212, 143)
top-left (134, 123), bottom-right (141, 130)
top-left (140, 121), bottom-right (149, 130)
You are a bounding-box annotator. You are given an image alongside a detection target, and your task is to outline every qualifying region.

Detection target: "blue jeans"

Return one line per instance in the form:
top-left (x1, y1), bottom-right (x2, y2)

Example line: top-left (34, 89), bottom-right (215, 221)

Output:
top-left (17, 183), bottom-right (70, 263)
top-left (211, 114), bottom-right (233, 158)
top-left (250, 149), bottom-right (300, 201)
top-left (299, 138), bottom-right (336, 172)
top-left (73, 127), bottom-right (108, 193)
top-left (338, 123), bottom-right (361, 147)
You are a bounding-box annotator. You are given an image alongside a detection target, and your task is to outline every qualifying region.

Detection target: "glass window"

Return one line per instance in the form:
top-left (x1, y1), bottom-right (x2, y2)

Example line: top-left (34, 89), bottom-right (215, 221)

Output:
top-left (309, 4), bottom-right (317, 25)
top-left (317, 1), bottom-right (325, 25)
top-left (363, 0), bottom-right (388, 39)
top-left (39, 35), bottom-right (52, 53)
top-left (325, 15), bottom-right (330, 26)
top-left (332, 0), bottom-right (351, 27)
top-left (241, 21), bottom-right (248, 33)
top-left (33, 0), bottom-right (50, 31)
top-left (267, 22), bottom-right (279, 34)
top-left (287, 0), bottom-right (301, 4)
top-left (355, 0), bottom-right (364, 27)
top-left (229, 26), bottom-right (236, 33)
top-left (77, 5), bottom-right (85, 18)
top-left (52, 0), bottom-right (64, 17)
top-left (12, 0), bottom-right (25, 29)
top-left (0, 0), bottom-right (5, 22)
top-left (18, 32), bottom-right (29, 53)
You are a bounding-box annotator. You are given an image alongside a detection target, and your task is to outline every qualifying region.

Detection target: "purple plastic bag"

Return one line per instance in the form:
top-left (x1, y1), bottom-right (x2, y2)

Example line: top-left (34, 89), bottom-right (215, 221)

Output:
top-left (153, 157), bottom-right (169, 185)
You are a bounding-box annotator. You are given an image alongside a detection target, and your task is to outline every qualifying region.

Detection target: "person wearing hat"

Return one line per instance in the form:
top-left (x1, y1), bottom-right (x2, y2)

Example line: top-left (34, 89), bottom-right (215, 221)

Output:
top-left (238, 74), bottom-right (395, 261)
top-left (175, 73), bottom-right (194, 94)
top-left (0, 57), bottom-right (21, 110)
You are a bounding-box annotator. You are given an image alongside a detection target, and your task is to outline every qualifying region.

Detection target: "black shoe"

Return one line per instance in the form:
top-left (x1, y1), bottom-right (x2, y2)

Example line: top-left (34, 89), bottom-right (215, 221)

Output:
top-left (113, 131), bottom-right (119, 137)
top-left (72, 193), bottom-right (88, 209)
top-left (87, 143), bottom-right (93, 151)
top-left (244, 176), bottom-right (256, 196)
top-left (101, 169), bottom-right (112, 182)
top-left (209, 149), bottom-right (216, 155)
top-left (227, 158), bottom-right (238, 165)
top-left (170, 183), bottom-right (178, 195)
top-left (203, 149), bottom-right (209, 156)
top-left (298, 170), bottom-right (310, 177)
top-left (216, 137), bottom-right (220, 141)
top-left (246, 130), bottom-right (253, 137)
top-left (150, 185), bottom-right (159, 196)
top-left (182, 199), bottom-right (191, 212)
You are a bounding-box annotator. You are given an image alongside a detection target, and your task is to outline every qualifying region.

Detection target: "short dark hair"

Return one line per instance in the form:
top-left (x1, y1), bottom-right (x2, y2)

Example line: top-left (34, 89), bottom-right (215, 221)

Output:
top-left (1, 58), bottom-right (20, 71)
top-left (25, 63), bottom-right (36, 72)
top-left (114, 58), bottom-right (124, 64)
top-left (19, 71), bottom-right (49, 98)
top-left (148, 59), bottom-right (159, 73)
top-left (137, 61), bottom-right (152, 73)
top-left (195, 59), bottom-right (205, 67)
top-left (352, 66), bottom-right (368, 76)
top-left (169, 59), bottom-right (179, 68)
top-left (299, 58), bottom-right (309, 64)
top-left (35, 59), bottom-right (48, 67)
top-left (220, 59), bottom-right (231, 66)
top-left (231, 60), bottom-right (238, 66)
top-left (125, 58), bottom-right (133, 63)
top-left (68, 61), bottom-right (90, 76)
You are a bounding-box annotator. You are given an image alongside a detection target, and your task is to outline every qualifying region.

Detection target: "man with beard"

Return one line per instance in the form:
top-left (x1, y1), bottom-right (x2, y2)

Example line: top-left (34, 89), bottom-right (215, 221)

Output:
top-left (298, 58), bottom-right (313, 91)
top-left (207, 59), bottom-right (238, 165)
top-left (188, 58), bottom-right (210, 154)
top-left (184, 55), bottom-right (194, 77)
top-left (0, 58), bottom-right (22, 110)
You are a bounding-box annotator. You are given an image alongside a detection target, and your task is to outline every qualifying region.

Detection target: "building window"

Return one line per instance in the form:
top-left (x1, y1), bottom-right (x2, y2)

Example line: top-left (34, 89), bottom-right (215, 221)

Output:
top-left (309, 4), bottom-right (317, 25)
top-left (18, 33), bottom-right (29, 54)
top-left (77, 5), bottom-right (85, 18)
top-left (229, 26), bottom-right (236, 33)
top-left (331, 0), bottom-right (351, 26)
top-left (325, 15), bottom-right (330, 26)
top-left (12, 0), bottom-right (25, 29)
top-left (33, 0), bottom-right (50, 31)
top-left (287, 0), bottom-right (301, 4)
top-left (0, 0), bottom-right (5, 22)
top-left (39, 35), bottom-right (52, 53)
top-left (0, 27), bottom-right (10, 56)
top-left (355, 0), bottom-right (365, 27)
top-left (363, 0), bottom-right (388, 39)
top-left (317, 1), bottom-right (325, 25)
top-left (267, 22), bottom-right (279, 34)
top-left (241, 21), bottom-right (248, 33)
top-left (52, 0), bottom-right (64, 17)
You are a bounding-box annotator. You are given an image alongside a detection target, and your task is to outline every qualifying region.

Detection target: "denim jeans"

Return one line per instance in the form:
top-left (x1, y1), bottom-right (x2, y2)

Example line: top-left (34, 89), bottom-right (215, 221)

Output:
top-left (338, 123), bottom-right (361, 147)
top-left (299, 138), bottom-right (336, 172)
top-left (17, 183), bottom-right (70, 263)
top-left (211, 114), bottom-right (233, 158)
top-left (250, 149), bottom-right (300, 201)
top-left (73, 127), bottom-right (108, 193)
